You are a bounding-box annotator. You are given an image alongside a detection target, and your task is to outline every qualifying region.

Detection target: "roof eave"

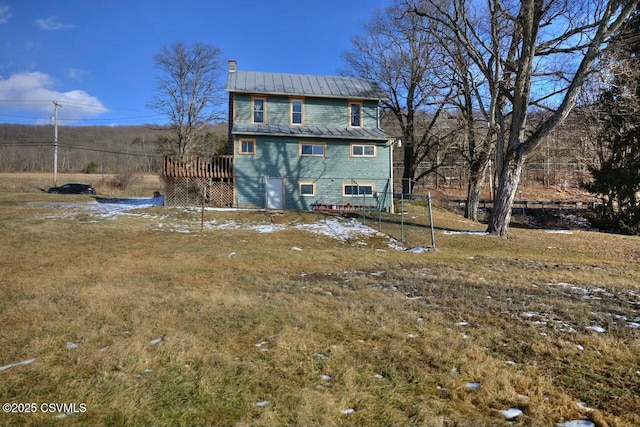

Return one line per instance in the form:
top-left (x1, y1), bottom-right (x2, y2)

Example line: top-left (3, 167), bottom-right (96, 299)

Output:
top-left (231, 130), bottom-right (392, 142)
top-left (226, 88), bottom-right (387, 101)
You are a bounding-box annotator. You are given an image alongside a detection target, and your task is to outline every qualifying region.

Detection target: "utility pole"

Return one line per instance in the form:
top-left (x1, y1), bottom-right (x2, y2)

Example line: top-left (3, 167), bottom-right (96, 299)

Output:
top-left (52, 101), bottom-right (61, 186)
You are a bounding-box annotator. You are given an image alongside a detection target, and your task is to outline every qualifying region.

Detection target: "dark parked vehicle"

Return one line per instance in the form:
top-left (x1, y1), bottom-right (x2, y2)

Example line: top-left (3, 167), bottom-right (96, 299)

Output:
top-left (47, 183), bottom-right (96, 195)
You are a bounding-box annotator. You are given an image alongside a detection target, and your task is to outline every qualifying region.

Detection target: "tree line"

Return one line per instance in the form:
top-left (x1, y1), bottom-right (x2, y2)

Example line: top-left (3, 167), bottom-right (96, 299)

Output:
top-left (343, 0), bottom-right (638, 236)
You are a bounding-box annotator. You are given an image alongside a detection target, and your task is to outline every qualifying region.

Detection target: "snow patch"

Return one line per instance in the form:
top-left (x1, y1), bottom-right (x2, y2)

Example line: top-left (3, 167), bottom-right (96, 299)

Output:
top-left (500, 408), bottom-right (523, 420)
top-left (556, 421), bottom-right (595, 427)
top-left (0, 358), bottom-right (36, 372)
top-left (441, 230), bottom-right (488, 236)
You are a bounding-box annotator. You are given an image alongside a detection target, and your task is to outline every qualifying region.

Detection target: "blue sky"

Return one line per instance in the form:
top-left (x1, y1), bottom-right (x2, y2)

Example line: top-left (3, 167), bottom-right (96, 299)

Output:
top-left (0, 0), bottom-right (388, 126)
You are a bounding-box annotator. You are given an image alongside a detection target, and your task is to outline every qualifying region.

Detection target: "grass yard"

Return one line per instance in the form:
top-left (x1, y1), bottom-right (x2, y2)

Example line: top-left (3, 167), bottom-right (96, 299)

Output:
top-left (0, 178), bottom-right (639, 426)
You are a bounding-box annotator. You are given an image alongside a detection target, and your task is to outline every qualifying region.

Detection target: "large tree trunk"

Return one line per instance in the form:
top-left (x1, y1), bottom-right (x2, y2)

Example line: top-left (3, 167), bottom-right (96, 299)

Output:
top-left (487, 153), bottom-right (525, 237)
top-left (465, 157), bottom-right (490, 221)
top-left (402, 144), bottom-right (416, 196)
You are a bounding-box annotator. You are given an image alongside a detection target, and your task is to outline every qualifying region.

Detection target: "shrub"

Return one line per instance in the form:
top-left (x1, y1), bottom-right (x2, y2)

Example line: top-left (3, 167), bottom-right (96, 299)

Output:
top-left (108, 172), bottom-right (141, 190)
top-left (85, 161), bottom-right (99, 174)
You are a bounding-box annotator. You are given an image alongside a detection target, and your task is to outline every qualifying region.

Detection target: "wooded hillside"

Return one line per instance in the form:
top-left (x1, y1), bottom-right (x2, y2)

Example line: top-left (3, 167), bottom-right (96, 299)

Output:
top-left (0, 123), bottom-right (227, 174)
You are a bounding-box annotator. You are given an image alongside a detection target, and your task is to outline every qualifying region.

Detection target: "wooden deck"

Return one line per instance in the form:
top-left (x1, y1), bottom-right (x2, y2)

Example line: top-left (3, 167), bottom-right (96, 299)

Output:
top-left (163, 155), bottom-right (233, 179)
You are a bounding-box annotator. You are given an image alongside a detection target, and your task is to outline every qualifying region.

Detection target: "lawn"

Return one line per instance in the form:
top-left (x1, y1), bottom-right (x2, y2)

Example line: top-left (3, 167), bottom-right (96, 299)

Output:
top-left (0, 181), bottom-right (639, 426)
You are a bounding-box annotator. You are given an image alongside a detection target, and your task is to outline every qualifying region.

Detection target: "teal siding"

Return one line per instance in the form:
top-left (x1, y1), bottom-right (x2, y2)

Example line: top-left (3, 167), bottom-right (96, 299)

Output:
top-left (232, 92), bottom-right (389, 210)
top-left (234, 137), bottom-right (391, 210)
top-left (234, 95), bottom-right (379, 128)
top-left (234, 94), bottom-right (252, 123)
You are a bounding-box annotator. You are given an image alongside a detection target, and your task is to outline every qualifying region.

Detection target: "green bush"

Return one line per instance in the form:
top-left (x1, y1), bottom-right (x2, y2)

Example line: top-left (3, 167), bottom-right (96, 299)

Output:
top-left (85, 161), bottom-right (99, 174)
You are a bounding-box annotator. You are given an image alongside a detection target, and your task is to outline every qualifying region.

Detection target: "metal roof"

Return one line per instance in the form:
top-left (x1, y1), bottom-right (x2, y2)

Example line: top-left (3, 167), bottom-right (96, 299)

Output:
top-left (226, 70), bottom-right (388, 100)
top-left (232, 123), bottom-right (391, 141)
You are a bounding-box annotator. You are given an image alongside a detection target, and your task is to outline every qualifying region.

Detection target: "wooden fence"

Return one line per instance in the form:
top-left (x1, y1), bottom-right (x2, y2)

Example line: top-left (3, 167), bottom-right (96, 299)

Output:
top-left (445, 198), bottom-right (599, 211)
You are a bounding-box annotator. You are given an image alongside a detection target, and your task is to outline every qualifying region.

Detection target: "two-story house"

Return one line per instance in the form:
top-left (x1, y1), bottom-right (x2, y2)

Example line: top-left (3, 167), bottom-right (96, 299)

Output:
top-left (225, 60), bottom-right (394, 211)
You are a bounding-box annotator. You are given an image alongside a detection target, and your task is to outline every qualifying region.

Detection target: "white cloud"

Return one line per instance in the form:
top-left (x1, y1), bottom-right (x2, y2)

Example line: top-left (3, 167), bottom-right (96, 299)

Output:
top-left (0, 71), bottom-right (109, 122)
top-left (0, 5), bottom-right (10, 23)
top-left (35, 16), bottom-right (74, 31)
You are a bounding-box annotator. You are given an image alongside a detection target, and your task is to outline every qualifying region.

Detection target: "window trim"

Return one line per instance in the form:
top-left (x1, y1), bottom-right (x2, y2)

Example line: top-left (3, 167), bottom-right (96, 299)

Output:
top-left (348, 100), bottom-right (363, 128)
top-left (299, 142), bottom-right (326, 157)
top-left (238, 138), bottom-right (256, 155)
top-left (299, 181), bottom-right (316, 197)
top-left (251, 96), bottom-right (266, 124)
top-left (350, 143), bottom-right (377, 158)
top-left (342, 182), bottom-right (375, 197)
top-left (290, 98), bottom-right (304, 126)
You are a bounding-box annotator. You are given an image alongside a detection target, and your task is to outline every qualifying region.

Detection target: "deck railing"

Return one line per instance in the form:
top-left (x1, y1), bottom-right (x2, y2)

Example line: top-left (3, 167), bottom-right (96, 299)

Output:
top-left (163, 155), bottom-right (233, 179)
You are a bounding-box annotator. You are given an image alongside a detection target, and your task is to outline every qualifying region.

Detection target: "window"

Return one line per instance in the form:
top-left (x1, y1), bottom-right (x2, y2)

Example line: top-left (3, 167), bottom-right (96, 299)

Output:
top-left (299, 182), bottom-right (316, 197)
top-left (291, 99), bottom-right (303, 125)
top-left (343, 183), bottom-right (375, 197)
top-left (349, 101), bottom-right (363, 127)
top-left (351, 144), bottom-right (376, 157)
top-left (299, 143), bottom-right (325, 157)
top-left (252, 97), bottom-right (265, 123)
top-left (238, 139), bottom-right (256, 154)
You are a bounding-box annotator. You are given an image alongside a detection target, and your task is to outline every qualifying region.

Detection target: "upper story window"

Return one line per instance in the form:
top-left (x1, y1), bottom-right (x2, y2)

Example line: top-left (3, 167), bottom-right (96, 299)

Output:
top-left (252, 97), bottom-right (266, 124)
top-left (351, 144), bottom-right (376, 157)
top-left (349, 101), bottom-right (363, 128)
top-left (290, 99), bottom-right (303, 125)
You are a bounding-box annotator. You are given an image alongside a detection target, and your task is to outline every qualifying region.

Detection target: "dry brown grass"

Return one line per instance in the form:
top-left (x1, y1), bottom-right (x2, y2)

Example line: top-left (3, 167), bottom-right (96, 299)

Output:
top-left (1, 177), bottom-right (639, 426)
top-left (0, 172), bottom-right (161, 197)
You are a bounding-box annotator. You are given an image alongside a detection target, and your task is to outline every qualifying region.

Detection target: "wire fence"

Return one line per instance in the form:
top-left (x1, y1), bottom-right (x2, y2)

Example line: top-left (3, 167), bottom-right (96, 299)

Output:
top-left (332, 185), bottom-right (438, 251)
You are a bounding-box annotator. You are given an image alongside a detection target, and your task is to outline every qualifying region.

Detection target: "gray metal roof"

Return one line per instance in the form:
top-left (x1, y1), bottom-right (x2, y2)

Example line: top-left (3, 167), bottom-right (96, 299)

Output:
top-left (232, 123), bottom-right (391, 141)
top-left (226, 70), bottom-right (388, 100)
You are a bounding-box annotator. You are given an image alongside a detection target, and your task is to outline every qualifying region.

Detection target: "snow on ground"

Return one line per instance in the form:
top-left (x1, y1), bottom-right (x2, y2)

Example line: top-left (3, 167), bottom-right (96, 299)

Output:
top-left (33, 200), bottom-right (429, 250)
top-left (33, 196), bottom-right (164, 220)
top-left (33, 199), bottom-right (586, 245)
top-left (0, 358), bottom-right (36, 372)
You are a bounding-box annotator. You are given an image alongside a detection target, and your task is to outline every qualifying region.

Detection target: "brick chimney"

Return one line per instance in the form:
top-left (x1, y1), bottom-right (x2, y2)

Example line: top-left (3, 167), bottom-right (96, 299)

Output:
top-left (228, 60), bottom-right (237, 72)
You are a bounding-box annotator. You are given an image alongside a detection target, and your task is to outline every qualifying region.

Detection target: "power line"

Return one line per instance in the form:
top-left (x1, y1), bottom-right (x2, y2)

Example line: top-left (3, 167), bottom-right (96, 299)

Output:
top-left (0, 141), bottom-right (161, 157)
top-left (59, 143), bottom-right (162, 158)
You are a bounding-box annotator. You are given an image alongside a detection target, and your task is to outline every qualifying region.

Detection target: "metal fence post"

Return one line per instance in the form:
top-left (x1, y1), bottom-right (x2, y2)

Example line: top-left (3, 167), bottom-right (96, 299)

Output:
top-left (428, 192), bottom-right (436, 250)
top-left (401, 191), bottom-right (404, 242)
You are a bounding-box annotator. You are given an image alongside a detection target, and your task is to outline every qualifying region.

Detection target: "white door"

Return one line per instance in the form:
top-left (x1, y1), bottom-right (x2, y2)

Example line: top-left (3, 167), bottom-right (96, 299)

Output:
top-left (266, 177), bottom-right (284, 209)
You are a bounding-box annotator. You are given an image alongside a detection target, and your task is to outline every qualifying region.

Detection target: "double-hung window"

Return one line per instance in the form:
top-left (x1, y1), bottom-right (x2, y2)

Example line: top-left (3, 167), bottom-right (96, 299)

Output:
top-left (252, 97), bottom-right (266, 123)
top-left (291, 99), bottom-right (303, 125)
top-left (349, 101), bottom-right (363, 127)
top-left (351, 144), bottom-right (376, 157)
top-left (299, 142), bottom-right (325, 157)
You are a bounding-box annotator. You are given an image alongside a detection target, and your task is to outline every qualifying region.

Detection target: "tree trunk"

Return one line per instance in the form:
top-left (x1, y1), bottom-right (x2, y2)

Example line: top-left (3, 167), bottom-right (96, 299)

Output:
top-left (402, 144), bottom-right (416, 196)
top-left (487, 153), bottom-right (525, 237)
top-left (402, 168), bottom-right (415, 196)
top-left (465, 157), bottom-right (489, 221)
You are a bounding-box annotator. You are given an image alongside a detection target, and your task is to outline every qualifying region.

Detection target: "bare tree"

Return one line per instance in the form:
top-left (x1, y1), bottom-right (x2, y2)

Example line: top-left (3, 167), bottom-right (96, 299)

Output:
top-left (442, 38), bottom-right (496, 220)
top-left (343, 2), bottom-right (456, 195)
top-left (415, 0), bottom-right (638, 236)
top-left (148, 42), bottom-right (225, 155)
